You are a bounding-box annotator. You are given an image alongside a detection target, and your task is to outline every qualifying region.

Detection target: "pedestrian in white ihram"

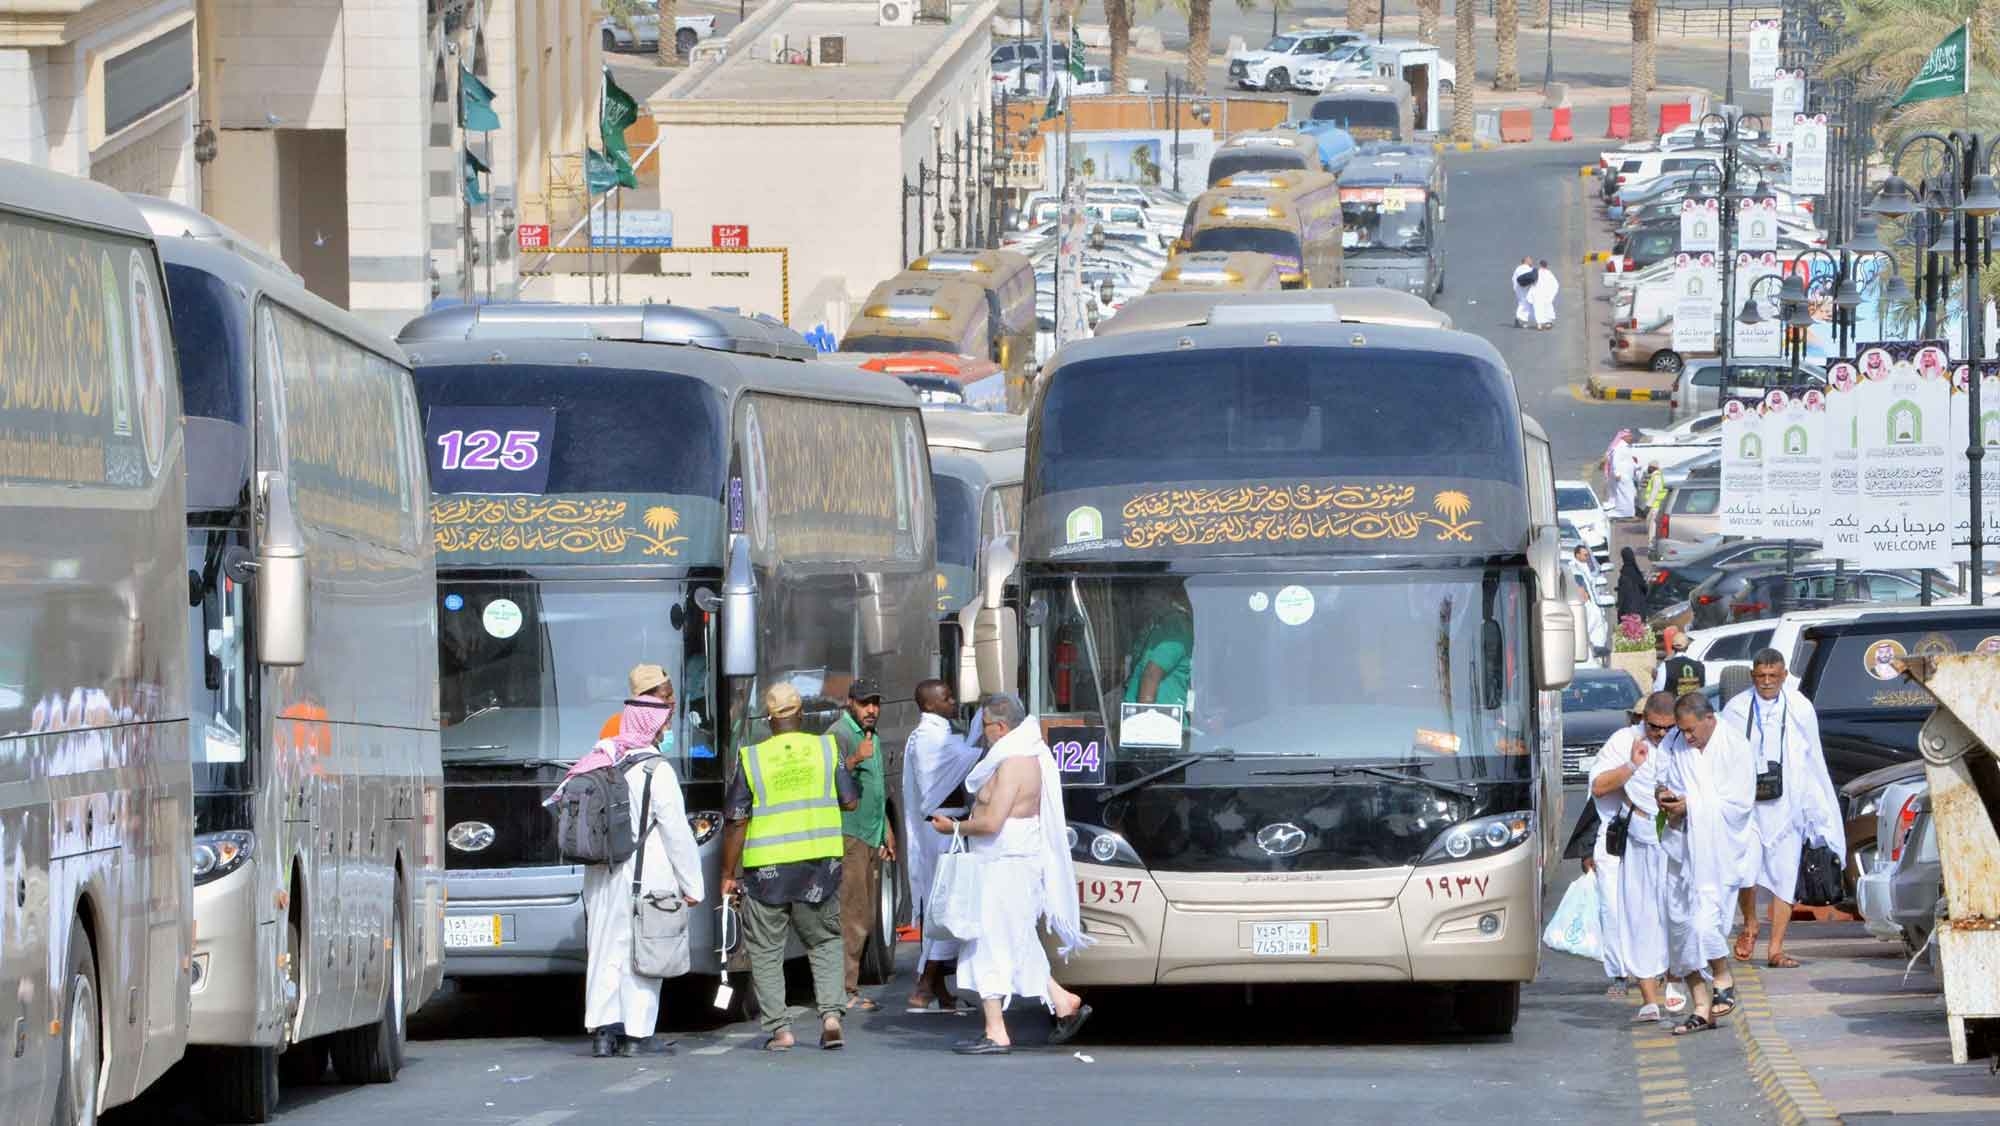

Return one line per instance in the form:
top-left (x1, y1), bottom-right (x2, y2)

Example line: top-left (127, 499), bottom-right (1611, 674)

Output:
top-left (901, 679), bottom-right (983, 1013)
top-left (570, 668), bottom-right (704, 1058)
top-left (1594, 692), bottom-right (1679, 1023)
top-left (1656, 693), bottom-right (1755, 1036)
top-left (1720, 649), bottom-right (1844, 969)
top-left (1512, 256), bottom-right (1537, 328)
top-left (1530, 258), bottom-right (1560, 329)
top-left (1603, 430), bottom-right (1641, 519)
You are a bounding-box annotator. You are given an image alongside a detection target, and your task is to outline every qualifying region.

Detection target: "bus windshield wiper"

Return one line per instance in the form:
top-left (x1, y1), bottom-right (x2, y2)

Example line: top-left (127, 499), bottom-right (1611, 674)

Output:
top-left (1097, 748), bottom-right (1238, 804)
top-left (1247, 761), bottom-right (1478, 798)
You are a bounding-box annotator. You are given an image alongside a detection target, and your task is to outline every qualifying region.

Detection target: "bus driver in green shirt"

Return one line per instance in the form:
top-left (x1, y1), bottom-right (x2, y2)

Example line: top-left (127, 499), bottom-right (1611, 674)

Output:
top-left (1124, 590), bottom-right (1193, 708)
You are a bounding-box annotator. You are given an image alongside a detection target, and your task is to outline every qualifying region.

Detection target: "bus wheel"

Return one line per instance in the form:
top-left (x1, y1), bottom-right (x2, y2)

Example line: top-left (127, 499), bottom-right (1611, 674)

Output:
top-left (332, 891), bottom-right (407, 1083)
top-left (197, 1046), bottom-right (280, 1123)
top-left (858, 854), bottom-right (899, 985)
top-left (1454, 982), bottom-right (1521, 1035)
top-left (52, 917), bottom-right (100, 1126)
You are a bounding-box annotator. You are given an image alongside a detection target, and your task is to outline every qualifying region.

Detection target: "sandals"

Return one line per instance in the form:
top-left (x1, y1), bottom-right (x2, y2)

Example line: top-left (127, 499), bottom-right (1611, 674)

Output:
top-left (1767, 952), bottom-right (1802, 969)
top-left (1710, 987), bottom-right (1737, 1018)
top-left (845, 995), bottom-right (881, 1013)
top-left (820, 1017), bottom-right (846, 1050)
top-left (1734, 931), bottom-right (1758, 962)
top-left (1048, 1003), bottom-right (1094, 1046)
top-left (1630, 1003), bottom-right (1663, 1024)
top-left (762, 1034), bottom-right (794, 1053)
top-left (1672, 1013), bottom-right (1718, 1036)
top-left (952, 1036), bottom-right (1012, 1055)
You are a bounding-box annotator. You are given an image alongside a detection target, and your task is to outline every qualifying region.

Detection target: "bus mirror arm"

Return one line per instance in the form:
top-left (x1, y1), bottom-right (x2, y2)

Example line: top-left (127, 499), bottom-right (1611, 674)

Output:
top-left (254, 471), bottom-right (308, 667)
top-left (1531, 598), bottom-right (1576, 691)
top-left (720, 535), bottom-right (758, 678)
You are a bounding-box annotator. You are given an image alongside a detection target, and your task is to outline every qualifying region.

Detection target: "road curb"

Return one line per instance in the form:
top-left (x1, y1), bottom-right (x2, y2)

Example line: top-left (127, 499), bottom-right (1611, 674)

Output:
top-left (1587, 381), bottom-right (1663, 401)
top-left (1583, 251), bottom-right (1613, 263)
top-left (1732, 967), bottom-right (1845, 1125)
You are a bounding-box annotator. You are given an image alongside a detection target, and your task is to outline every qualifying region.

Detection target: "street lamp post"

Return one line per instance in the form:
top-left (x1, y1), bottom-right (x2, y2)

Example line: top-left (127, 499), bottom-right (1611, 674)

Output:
top-left (1867, 131), bottom-right (2000, 603)
top-left (1541, 5), bottom-right (1555, 95)
top-left (1698, 110), bottom-right (1765, 370)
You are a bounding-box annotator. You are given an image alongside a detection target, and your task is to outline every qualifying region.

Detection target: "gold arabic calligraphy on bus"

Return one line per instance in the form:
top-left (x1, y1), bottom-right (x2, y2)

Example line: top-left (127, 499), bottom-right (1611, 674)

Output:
top-left (1119, 483), bottom-right (1482, 548)
top-left (431, 495), bottom-right (693, 558)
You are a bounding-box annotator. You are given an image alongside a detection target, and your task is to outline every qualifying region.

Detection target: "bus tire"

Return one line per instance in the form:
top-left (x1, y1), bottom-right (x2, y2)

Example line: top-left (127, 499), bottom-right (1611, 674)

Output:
top-left (331, 892), bottom-right (407, 1083)
top-left (1454, 982), bottom-right (1521, 1035)
top-left (858, 854), bottom-right (899, 985)
top-left (196, 1045), bottom-right (280, 1123)
top-left (52, 916), bottom-right (101, 1126)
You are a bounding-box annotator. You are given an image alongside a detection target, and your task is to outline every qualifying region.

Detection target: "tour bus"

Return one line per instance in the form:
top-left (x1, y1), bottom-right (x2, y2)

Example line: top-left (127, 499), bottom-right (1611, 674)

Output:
top-left (965, 301), bottom-right (1575, 1033)
top-left (129, 197), bottom-right (446, 1122)
top-left (1181, 170), bottom-right (1344, 289)
top-left (0, 161), bottom-right (194, 1126)
top-left (1206, 128), bottom-right (1337, 186)
top-left (1355, 140), bottom-right (1448, 219)
top-left (1339, 154), bottom-right (1445, 304)
top-left (823, 350), bottom-right (1009, 411)
top-left (398, 303), bottom-right (937, 994)
top-left (1310, 80), bottom-right (1415, 142)
top-left (844, 276), bottom-right (992, 361)
top-left (901, 249), bottom-right (1037, 407)
top-left (925, 409), bottom-right (1026, 690)
top-left (1100, 287), bottom-right (1455, 337)
top-left (1147, 251), bottom-right (1285, 295)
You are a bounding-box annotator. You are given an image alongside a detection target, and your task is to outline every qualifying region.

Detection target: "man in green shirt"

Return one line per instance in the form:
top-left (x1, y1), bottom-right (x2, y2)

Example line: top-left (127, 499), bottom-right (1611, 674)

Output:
top-left (1124, 597), bottom-right (1193, 708)
top-left (832, 679), bottom-right (896, 1009)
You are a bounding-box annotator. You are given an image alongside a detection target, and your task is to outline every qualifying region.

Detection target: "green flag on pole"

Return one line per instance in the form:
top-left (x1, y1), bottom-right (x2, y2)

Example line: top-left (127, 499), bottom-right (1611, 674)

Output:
top-left (1896, 23), bottom-right (1970, 106)
top-left (1068, 28), bottom-right (1086, 82)
top-left (1042, 79), bottom-right (1063, 120)
top-left (460, 65), bottom-right (500, 132)
top-left (462, 148), bottom-right (489, 205)
top-left (585, 148), bottom-right (624, 196)
top-left (600, 68), bottom-right (640, 188)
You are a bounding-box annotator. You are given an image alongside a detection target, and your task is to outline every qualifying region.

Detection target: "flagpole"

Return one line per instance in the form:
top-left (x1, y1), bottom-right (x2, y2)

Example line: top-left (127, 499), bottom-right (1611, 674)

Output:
top-left (458, 66), bottom-right (473, 303)
top-left (483, 132), bottom-right (494, 302)
top-left (587, 148), bottom-right (597, 306)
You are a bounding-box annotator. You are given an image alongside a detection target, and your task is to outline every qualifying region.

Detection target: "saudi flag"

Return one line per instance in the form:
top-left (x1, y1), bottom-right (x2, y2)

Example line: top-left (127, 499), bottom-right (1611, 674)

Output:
top-left (1896, 24), bottom-right (1970, 106)
top-left (600, 68), bottom-right (640, 189)
top-left (1069, 28), bottom-right (1086, 82)
top-left (585, 148), bottom-right (623, 196)
top-left (460, 65), bottom-right (500, 132)
top-left (462, 148), bottom-right (489, 205)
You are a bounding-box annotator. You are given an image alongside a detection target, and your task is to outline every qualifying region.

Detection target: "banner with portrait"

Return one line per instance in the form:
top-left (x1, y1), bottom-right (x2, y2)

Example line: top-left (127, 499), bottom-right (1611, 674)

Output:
top-left (1748, 19), bottom-right (1782, 89)
top-left (1854, 341), bottom-right (1954, 568)
top-left (1678, 197), bottom-right (1720, 254)
top-left (1721, 398), bottom-right (1767, 537)
top-left (1672, 252), bottom-right (1720, 354)
top-left (1734, 252), bottom-right (1783, 357)
top-left (1790, 114), bottom-right (1829, 195)
top-left (1822, 358), bottom-right (1863, 559)
top-left (1948, 361), bottom-right (2000, 563)
top-left (1736, 196), bottom-right (1779, 253)
top-left (1771, 70), bottom-right (1807, 142)
top-left (1761, 387), bottom-right (1825, 539)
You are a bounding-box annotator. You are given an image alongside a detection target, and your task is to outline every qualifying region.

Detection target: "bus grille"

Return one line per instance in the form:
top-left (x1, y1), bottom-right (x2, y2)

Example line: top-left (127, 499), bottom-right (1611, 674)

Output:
top-left (1560, 745), bottom-right (1596, 787)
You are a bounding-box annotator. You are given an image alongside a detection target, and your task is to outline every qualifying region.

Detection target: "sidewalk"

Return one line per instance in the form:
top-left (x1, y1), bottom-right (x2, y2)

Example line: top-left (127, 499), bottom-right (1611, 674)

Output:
top-left (1735, 921), bottom-right (2000, 1122)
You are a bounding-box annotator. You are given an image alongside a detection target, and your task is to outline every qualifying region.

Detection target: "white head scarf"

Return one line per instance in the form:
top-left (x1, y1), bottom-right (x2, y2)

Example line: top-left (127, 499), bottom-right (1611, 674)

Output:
top-left (962, 706), bottom-right (1094, 958)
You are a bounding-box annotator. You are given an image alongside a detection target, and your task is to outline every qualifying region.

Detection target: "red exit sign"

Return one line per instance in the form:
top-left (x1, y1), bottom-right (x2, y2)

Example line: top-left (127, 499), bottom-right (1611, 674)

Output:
top-left (517, 224), bottom-right (551, 250)
top-left (711, 224), bottom-right (750, 248)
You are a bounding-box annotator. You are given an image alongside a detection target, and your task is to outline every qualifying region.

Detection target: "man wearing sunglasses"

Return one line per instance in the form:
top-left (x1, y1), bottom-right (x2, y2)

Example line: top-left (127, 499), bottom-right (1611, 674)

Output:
top-left (1589, 691), bottom-right (1679, 1024)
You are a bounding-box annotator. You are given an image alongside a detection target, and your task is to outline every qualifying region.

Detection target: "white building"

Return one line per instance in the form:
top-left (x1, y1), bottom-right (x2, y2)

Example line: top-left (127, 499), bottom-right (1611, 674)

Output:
top-left (650, 0), bottom-right (996, 335)
top-left (0, 0), bottom-right (201, 204)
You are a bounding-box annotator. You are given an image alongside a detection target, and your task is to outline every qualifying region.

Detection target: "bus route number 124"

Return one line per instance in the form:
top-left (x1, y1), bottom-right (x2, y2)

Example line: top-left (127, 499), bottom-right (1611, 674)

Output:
top-left (1053, 728), bottom-right (1107, 786)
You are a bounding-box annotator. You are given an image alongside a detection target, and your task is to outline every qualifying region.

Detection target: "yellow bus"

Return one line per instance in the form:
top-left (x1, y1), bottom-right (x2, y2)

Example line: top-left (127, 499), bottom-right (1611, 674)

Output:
top-left (842, 275), bottom-right (993, 362)
top-left (1180, 169), bottom-right (1343, 289)
top-left (1148, 251), bottom-right (1286, 294)
top-left (1101, 286), bottom-right (1455, 336)
top-left (902, 249), bottom-right (1038, 408)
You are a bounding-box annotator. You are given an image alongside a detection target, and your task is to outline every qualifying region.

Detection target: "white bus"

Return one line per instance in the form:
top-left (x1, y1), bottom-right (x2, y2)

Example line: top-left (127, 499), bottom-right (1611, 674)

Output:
top-left (0, 163), bottom-right (194, 1126)
top-left (134, 198), bottom-right (445, 1122)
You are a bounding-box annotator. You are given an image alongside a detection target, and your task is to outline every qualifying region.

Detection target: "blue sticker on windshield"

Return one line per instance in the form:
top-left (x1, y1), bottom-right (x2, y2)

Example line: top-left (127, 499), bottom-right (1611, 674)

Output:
top-left (443, 593), bottom-right (465, 612)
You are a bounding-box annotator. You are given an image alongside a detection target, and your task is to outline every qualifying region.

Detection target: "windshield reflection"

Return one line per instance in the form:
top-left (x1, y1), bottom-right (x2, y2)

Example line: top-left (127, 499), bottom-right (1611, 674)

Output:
top-left (1342, 200), bottom-right (1429, 252)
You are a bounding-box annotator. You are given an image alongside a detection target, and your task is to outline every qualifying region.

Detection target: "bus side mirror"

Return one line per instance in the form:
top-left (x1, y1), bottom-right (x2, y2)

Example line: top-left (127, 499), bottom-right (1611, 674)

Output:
top-left (1533, 597), bottom-right (1576, 691)
top-left (955, 602), bottom-right (982, 703)
top-left (973, 605), bottom-right (1017, 701)
top-left (721, 534), bottom-right (758, 678)
top-left (254, 472), bottom-right (308, 667)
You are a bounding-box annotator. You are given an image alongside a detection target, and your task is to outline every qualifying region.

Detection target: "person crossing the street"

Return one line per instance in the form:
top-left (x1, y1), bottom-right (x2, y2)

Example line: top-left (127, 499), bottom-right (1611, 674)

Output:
top-left (719, 683), bottom-right (860, 1052)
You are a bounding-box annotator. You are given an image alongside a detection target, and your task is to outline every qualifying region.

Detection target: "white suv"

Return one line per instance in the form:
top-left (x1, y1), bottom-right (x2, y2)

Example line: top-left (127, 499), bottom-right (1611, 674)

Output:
top-left (1228, 31), bottom-right (1360, 92)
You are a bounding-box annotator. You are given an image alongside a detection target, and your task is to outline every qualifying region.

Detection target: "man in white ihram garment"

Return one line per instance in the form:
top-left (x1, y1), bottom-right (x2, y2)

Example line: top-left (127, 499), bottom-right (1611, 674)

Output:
top-left (928, 694), bottom-right (1093, 1055)
top-left (1511, 256), bottom-right (1537, 328)
top-left (900, 678), bottom-right (983, 1013)
top-left (1655, 691), bottom-right (1756, 1036)
top-left (1720, 649), bottom-right (1845, 968)
top-left (1603, 430), bottom-right (1641, 519)
top-left (1594, 691), bottom-right (1679, 1023)
top-left (1529, 258), bottom-right (1561, 329)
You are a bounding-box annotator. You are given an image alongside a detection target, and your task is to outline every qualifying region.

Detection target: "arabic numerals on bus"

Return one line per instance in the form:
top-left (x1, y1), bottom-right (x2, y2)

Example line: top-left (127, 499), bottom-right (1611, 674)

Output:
top-left (436, 429), bottom-right (543, 472)
top-left (1053, 740), bottom-right (1101, 773)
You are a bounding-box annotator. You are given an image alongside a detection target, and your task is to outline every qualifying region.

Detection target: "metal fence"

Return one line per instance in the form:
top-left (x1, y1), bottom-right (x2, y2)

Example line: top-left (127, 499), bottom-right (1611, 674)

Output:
top-left (1487, 0), bottom-right (1784, 37)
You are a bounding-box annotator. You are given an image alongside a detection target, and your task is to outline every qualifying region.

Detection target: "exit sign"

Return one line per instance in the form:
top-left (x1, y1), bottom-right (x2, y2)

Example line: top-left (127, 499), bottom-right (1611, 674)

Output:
top-left (517, 224), bottom-right (551, 250)
top-left (711, 224), bottom-right (750, 248)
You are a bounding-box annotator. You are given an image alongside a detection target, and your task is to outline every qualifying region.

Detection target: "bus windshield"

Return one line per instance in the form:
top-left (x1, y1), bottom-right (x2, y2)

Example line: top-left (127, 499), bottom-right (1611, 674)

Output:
top-left (1312, 100), bottom-right (1400, 129)
top-left (1209, 151), bottom-right (1311, 185)
top-left (935, 474), bottom-right (979, 570)
top-left (1342, 197), bottom-right (1430, 252)
top-left (1190, 226), bottom-right (1302, 259)
top-left (1036, 571), bottom-right (1529, 770)
top-left (437, 579), bottom-right (715, 776)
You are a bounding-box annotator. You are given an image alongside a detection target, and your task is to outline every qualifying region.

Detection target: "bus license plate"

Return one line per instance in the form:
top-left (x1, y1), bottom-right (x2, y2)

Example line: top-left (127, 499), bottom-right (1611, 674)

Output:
top-left (1251, 921), bottom-right (1319, 957)
top-left (444, 915), bottom-right (503, 949)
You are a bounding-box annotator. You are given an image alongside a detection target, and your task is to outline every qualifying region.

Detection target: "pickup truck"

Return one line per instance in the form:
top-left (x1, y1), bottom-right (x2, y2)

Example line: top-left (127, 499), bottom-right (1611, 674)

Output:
top-left (600, 5), bottom-right (717, 56)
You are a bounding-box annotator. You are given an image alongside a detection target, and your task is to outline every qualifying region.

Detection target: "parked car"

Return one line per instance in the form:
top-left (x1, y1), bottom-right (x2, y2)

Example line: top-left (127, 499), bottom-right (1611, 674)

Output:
top-left (1649, 474), bottom-right (1721, 559)
top-left (599, 4), bottom-right (714, 55)
top-left (1843, 758), bottom-right (1926, 925)
top-left (1557, 668), bottom-right (1646, 784)
top-left (1555, 479), bottom-right (1611, 562)
top-left (1681, 619), bottom-right (1778, 686)
top-left (1228, 30), bottom-right (1362, 91)
top-left (1292, 42), bottom-right (1456, 94)
top-left (1887, 794), bottom-right (1943, 960)
top-left (1795, 607), bottom-right (2000, 783)
top-left (1671, 360), bottom-right (1827, 421)
top-left (1647, 538), bottom-right (1822, 612)
top-left (1689, 563), bottom-right (1944, 629)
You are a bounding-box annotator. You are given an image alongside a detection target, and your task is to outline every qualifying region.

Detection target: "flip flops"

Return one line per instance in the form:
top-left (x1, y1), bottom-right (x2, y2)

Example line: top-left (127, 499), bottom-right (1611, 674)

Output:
top-left (820, 1018), bottom-right (846, 1050)
top-left (1733, 931), bottom-right (1758, 962)
top-left (1767, 952), bottom-right (1802, 968)
top-left (762, 1034), bottom-right (793, 1053)
top-left (845, 995), bottom-right (881, 1013)
top-left (1630, 1003), bottom-right (1663, 1024)
top-left (1672, 1013), bottom-right (1718, 1036)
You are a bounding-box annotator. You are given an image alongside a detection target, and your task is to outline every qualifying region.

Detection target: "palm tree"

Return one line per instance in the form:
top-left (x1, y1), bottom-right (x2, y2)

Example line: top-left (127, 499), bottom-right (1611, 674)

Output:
top-left (1495, 0), bottom-right (1519, 90)
top-left (1107, 0), bottom-right (1132, 91)
top-left (1528, 0), bottom-right (1550, 29)
top-left (1419, 0), bottom-right (1440, 43)
top-left (1453, 0), bottom-right (1476, 141)
top-left (1629, 0), bottom-right (1657, 141)
top-left (657, 0), bottom-right (681, 65)
top-left (1182, 0), bottom-right (1213, 93)
top-left (1347, 0), bottom-right (1381, 34)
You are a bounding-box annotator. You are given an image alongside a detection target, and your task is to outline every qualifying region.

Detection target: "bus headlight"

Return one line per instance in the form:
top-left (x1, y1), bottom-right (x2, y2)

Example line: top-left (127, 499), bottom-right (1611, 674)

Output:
top-left (1419, 812), bottom-right (1532, 866)
top-left (1067, 822), bottom-right (1144, 869)
top-left (193, 831), bottom-right (255, 885)
top-left (687, 811), bottom-right (722, 846)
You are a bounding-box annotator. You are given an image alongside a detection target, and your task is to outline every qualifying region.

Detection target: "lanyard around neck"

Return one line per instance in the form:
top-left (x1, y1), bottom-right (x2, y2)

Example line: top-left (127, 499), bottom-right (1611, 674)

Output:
top-left (1747, 692), bottom-right (1787, 761)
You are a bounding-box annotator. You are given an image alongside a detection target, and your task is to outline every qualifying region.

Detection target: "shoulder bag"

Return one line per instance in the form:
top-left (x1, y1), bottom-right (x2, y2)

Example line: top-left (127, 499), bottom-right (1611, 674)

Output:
top-left (1748, 699), bottom-right (1786, 802)
top-left (629, 760), bottom-right (693, 980)
top-left (1603, 803), bottom-right (1633, 858)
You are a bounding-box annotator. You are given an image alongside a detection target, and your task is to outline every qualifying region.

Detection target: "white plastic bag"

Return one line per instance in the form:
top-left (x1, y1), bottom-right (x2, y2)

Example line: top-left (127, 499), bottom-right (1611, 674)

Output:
top-left (926, 827), bottom-right (983, 943)
top-left (1541, 872), bottom-right (1603, 960)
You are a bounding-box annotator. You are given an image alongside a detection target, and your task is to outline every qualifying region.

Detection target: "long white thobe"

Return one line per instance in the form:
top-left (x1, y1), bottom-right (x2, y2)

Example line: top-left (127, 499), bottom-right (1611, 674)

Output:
top-left (583, 755), bottom-right (705, 1038)
top-left (901, 712), bottom-right (982, 964)
top-left (1658, 725), bottom-right (1759, 978)
top-left (1608, 444), bottom-right (1641, 518)
top-left (1530, 269), bottom-right (1560, 326)
top-left (1720, 687), bottom-right (1846, 901)
top-left (1604, 728), bottom-right (1671, 979)
top-left (1587, 726), bottom-right (1642, 979)
top-left (1511, 266), bottom-right (1535, 326)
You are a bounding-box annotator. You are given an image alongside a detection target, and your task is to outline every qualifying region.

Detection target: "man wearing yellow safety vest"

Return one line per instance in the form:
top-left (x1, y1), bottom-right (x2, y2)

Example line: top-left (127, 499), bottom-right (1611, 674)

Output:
top-left (720, 682), bottom-right (861, 1052)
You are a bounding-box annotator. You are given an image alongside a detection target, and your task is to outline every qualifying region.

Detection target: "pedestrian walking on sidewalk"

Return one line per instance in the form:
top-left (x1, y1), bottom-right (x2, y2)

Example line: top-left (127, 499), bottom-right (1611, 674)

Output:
top-left (1615, 547), bottom-right (1649, 622)
top-left (900, 679), bottom-right (982, 1013)
top-left (720, 683), bottom-right (860, 1052)
top-left (832, 679), bottom-right (896, 1013)
top-left (1721, 650), bottom-right (1845, 969)
top-left (1657, 692), bottom-right (1757, 1035)
top-left (1594, 691), bottom-right (1679, 1022)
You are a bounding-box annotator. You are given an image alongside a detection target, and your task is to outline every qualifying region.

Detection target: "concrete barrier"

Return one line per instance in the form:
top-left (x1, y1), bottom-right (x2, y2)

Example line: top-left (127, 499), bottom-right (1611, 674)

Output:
top-left (1548, 106), bottom-right (1573, 142)
top-left (1543, 82), bottom-right (1570, 109)
top-left (1499, 108), bottom-right (1534, 143)
top-left (1474, 112), bottom-right (1500, 143)
top-left (1606, 104), bottom-right (1632, 139)
top-left (1659, 102), bottom-right (1693, 134)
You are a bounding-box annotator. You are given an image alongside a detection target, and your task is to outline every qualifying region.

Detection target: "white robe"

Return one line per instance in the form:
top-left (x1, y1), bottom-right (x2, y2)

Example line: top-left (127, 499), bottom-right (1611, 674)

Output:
top-left (1586, 726), bottom-right (1643, 979)
top-left (901, 712), bottom-right (982, 964)
top-left (583, 753), bottom-right (705, 1038)
top-left (1658, 724), bottom-right (1759, 978)
top-left (1530, 268), bottom-right (1560, 326)
top-left (1719, 687), bottom-right (1846, 902)
top-left (1607, 444), bottom-right (1641, 518)
top-left (1511, 265), bottom-right (1536, 326)
top-left (1600, 726), bottom-right (1671, 979)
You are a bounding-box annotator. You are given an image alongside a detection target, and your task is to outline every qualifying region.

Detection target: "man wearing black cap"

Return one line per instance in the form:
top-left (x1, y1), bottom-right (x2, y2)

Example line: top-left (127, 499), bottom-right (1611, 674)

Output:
top-left (834, 679), bottom-right (896, 1009)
